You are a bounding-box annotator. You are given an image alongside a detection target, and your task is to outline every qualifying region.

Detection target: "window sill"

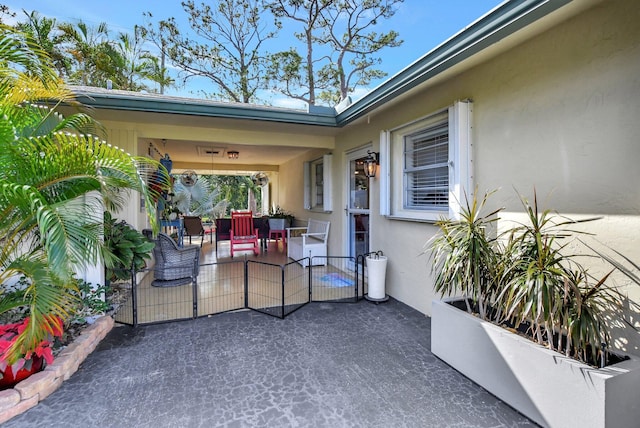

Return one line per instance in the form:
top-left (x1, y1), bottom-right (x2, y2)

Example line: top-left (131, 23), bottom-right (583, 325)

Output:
top-left (383, 215), bottom-right (440, 224)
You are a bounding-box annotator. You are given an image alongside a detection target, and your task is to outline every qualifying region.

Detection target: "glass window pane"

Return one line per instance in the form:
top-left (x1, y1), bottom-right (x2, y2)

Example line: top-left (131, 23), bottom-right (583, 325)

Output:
top-left (403, 121), bottom-right (449, 210)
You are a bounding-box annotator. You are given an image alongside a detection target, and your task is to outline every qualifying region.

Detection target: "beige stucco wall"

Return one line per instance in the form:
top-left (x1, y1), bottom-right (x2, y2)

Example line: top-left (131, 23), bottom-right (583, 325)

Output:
top-left (84, 0), bottom-right (639, 353)
top-left (328, 0), bottom-right (640, 352)
top-left (104, 127), bottom-right (146, 229)
top-left (279, 148), bottom-right (335, 229)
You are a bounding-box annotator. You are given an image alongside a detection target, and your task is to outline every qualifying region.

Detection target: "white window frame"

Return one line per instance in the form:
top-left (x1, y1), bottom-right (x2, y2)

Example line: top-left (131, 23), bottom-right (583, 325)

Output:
top-left (380, 100), bottom-right (472, 222)
top-left (304, 153), bottom-right (333, 213)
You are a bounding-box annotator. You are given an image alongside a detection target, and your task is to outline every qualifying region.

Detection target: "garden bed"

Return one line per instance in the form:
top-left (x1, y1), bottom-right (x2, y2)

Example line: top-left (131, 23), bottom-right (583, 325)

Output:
top-left (0, 316), bottom-right (114, 424)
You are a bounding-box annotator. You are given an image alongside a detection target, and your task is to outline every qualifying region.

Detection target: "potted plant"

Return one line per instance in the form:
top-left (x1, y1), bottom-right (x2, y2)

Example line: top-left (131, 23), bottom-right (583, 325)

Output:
top-left (0, 316), bottom-right (63, 389)
top-left (268, 205), bottom-right (294, 230)
top-left (427, 189), bottom-right (640, 428)
top-left (162, 203), bottom-right (181, 221)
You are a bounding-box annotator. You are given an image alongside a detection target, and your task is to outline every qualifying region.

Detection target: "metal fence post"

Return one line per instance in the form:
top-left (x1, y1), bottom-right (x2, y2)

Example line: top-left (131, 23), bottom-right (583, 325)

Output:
top-left (130, 263), bottom-right (138, 328)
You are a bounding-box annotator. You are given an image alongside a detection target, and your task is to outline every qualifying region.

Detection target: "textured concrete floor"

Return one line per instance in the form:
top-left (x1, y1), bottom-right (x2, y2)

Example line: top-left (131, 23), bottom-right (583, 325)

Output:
top-left (4, 299), bottom-right (537, 427)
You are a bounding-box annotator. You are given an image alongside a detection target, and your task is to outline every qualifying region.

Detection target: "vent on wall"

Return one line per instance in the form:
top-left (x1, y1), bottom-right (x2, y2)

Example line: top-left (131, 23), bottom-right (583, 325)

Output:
top-left (197, 146), bottom-right (227, 158)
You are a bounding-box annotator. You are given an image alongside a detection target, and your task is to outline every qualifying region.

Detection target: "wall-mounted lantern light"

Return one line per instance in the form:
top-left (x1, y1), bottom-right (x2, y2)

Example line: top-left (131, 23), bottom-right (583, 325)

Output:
top-left (363, 150), bottom-right (379, 178)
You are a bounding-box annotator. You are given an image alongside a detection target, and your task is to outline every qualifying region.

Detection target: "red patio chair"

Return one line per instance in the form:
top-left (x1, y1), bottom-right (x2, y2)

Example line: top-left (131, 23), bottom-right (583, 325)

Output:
top-left (230, 211), bottom-right (260, 257)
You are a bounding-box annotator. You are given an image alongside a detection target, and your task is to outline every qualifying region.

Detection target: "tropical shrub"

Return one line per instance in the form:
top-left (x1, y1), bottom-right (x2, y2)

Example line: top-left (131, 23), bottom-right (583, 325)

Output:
top-left (0, 25), bottom-right (169, 364)
top-left (428, 190), bottom-right (501, 320)
top-left (103, 212), bottom-right (154, 281)
top-left (67, 279), bottom-right (111, 326)
top-left (428, 189), bottom-right (630, 366)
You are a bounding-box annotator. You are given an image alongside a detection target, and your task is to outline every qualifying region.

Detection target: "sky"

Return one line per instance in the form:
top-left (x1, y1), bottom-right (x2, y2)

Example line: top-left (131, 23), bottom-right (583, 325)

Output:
top-left (7, 0), bottom-right (504, 107)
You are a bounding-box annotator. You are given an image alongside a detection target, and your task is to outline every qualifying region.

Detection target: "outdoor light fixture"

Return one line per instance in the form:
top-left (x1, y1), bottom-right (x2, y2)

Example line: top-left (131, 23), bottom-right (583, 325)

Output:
top-left (227, 150), bottom-right (239, 159)
top-left (363, 150), bottom-right (379, 178)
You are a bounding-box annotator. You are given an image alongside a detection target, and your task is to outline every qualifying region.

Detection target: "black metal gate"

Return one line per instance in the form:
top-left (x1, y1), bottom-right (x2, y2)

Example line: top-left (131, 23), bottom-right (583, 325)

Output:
top-left (111, 253), bottom-right (375, 326)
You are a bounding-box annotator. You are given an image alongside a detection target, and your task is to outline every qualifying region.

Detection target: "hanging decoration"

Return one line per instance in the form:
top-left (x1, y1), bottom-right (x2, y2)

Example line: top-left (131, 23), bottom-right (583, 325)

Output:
top-left (251, 172), bottom-right (269, 187)
top-left (180, 170), bottom-right (198, 187)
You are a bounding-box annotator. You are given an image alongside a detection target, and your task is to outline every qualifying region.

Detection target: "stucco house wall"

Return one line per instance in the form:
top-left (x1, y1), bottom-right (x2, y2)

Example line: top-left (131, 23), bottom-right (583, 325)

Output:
top-left (323, 0), bottom-right (640, 353)
top-left (71, 0), bottom-right (639, 355)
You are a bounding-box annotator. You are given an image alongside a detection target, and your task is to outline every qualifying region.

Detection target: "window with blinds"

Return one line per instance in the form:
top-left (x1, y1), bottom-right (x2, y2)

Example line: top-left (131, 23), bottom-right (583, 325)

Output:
top-left (379, 100), bottom-right (472, 221)
top-left (403, 122), bottom-right (449, 210)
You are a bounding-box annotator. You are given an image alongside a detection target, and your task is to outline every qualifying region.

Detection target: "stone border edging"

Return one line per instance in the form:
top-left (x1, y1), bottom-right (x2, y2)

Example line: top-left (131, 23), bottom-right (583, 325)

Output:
top-left (0, 315), bottom-right (114, 424)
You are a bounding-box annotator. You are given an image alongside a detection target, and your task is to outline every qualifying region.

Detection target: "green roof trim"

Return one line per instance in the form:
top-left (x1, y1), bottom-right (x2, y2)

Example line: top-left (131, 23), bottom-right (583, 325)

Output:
top-left (72, 87), bottom-right (338, 127)
top-left (72, 0), bottom-right (571, 128)
top-left (336, 0), bottom-right (571, 125)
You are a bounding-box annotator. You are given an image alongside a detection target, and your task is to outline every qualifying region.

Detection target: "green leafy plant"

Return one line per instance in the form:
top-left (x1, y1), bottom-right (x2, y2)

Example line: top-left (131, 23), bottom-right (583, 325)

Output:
top-left (68, 279), bottom-right (111, 324)
top-left (497, 193), bottom-right (611, 363)
top-left (269, 205), bottom-right (294, 221)
top-left (0, 26), bottom-right (169, 364)
top-left (428, 189), bottom-right (630, 366)
top-left (427, 190), bottom-right (502, 320)
top-left (103, 212), bottom-right (154, 282)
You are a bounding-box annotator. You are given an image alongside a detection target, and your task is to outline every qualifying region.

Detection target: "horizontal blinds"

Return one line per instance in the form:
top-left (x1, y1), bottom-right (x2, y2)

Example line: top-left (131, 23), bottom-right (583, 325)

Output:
top-left (404, 122), bottom-right (449, 210)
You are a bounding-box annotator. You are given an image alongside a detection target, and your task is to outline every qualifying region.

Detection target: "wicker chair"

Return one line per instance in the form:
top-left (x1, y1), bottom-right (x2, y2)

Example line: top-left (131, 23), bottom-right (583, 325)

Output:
top-left (148, 232), bottom-right (200, 287)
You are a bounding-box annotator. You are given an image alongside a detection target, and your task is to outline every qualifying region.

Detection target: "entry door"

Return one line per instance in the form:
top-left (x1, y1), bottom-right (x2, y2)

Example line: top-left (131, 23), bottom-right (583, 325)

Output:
top-left (345, 147), bottom-right (371, 263)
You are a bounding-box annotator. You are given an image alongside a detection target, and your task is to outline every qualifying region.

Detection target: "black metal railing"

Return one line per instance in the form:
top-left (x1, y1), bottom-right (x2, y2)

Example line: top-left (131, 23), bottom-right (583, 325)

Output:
top-left (109, 252), bottom-right (375, 325)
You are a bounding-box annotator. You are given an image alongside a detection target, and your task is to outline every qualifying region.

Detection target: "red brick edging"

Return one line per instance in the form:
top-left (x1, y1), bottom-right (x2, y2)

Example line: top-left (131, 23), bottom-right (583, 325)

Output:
top-left (0, 316), bottom-right (114, 424)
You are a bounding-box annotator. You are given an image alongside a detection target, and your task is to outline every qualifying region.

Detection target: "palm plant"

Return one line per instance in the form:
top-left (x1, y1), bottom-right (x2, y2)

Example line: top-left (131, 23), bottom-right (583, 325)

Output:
top-left (16, 10), bottom-right (70, 78)
top-left (173, 176), bottom-right (227, 219)
top-left (111, 27), bottom-right (156, 92)
top-left (57, 20), bottom-right (115, 86)
top-left (0, 25), bottom-right (169, 364)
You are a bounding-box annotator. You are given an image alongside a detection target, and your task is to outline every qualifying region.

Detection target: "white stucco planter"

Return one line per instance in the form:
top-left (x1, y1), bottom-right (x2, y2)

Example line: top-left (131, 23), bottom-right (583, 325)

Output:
top-left (268, 218), bottom-right (289, 230)
top-left (431, 298), bottom-right (640, 428)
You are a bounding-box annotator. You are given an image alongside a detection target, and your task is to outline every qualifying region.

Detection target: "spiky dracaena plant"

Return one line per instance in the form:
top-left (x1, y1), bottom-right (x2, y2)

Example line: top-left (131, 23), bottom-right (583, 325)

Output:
top-left (0, 26), bottom-right (170, 364)
top-left (497, 192), bottom-right (617, 364)
top-left (429, 188), bottom-right (627, 366)
top-left (427, 190), bottom-right (503, 320)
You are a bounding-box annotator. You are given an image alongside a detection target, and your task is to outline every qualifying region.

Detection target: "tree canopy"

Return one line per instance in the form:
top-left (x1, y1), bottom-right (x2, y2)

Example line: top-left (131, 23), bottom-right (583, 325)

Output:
top-left (6, 0), bottom-right (404, 107)
top-left (267, 0), bottom-right (403, 105)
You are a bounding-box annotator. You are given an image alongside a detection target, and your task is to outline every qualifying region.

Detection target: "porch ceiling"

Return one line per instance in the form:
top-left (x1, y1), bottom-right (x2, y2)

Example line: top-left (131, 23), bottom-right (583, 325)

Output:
top-left (150, 137), bottom-right (312, 174)
top-left (82, 107), bottom-right (339, 173)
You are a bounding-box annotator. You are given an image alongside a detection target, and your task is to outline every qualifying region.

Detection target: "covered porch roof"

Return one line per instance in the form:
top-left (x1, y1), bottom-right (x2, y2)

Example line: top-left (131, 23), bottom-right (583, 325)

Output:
top-left (69, 0), bottom-right (601, 173)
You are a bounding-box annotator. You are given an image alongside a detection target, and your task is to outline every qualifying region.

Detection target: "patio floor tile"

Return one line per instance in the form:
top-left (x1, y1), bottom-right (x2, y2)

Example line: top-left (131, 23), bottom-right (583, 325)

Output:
top-left (3, 299), bottom-right (537, 427)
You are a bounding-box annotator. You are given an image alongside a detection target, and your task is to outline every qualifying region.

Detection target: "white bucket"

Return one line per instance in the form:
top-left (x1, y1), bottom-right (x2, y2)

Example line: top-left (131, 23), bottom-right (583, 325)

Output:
top-left (366, 256), bottom-right (388, 300)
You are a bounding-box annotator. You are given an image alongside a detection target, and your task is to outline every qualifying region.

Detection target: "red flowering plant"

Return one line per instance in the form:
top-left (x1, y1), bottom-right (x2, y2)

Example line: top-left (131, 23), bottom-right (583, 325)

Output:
top-left (0, 315), bottom-right (64, 376)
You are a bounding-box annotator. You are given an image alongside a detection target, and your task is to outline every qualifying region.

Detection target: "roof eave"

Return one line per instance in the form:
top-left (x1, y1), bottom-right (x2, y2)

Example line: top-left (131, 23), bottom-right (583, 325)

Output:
top-left (336, 0), bottom-right (572, 126)
top-left (73, 90), bottom-right (339, 127)
top-left (71, 0), bottom-right (572, 129)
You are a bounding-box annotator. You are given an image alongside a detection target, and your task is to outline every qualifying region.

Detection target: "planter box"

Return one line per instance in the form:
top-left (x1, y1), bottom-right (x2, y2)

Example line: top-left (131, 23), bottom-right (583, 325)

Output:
top-left (431, 298), bottom-right (640, 428)
top-left (268, 218), bottom-right (289, 230)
